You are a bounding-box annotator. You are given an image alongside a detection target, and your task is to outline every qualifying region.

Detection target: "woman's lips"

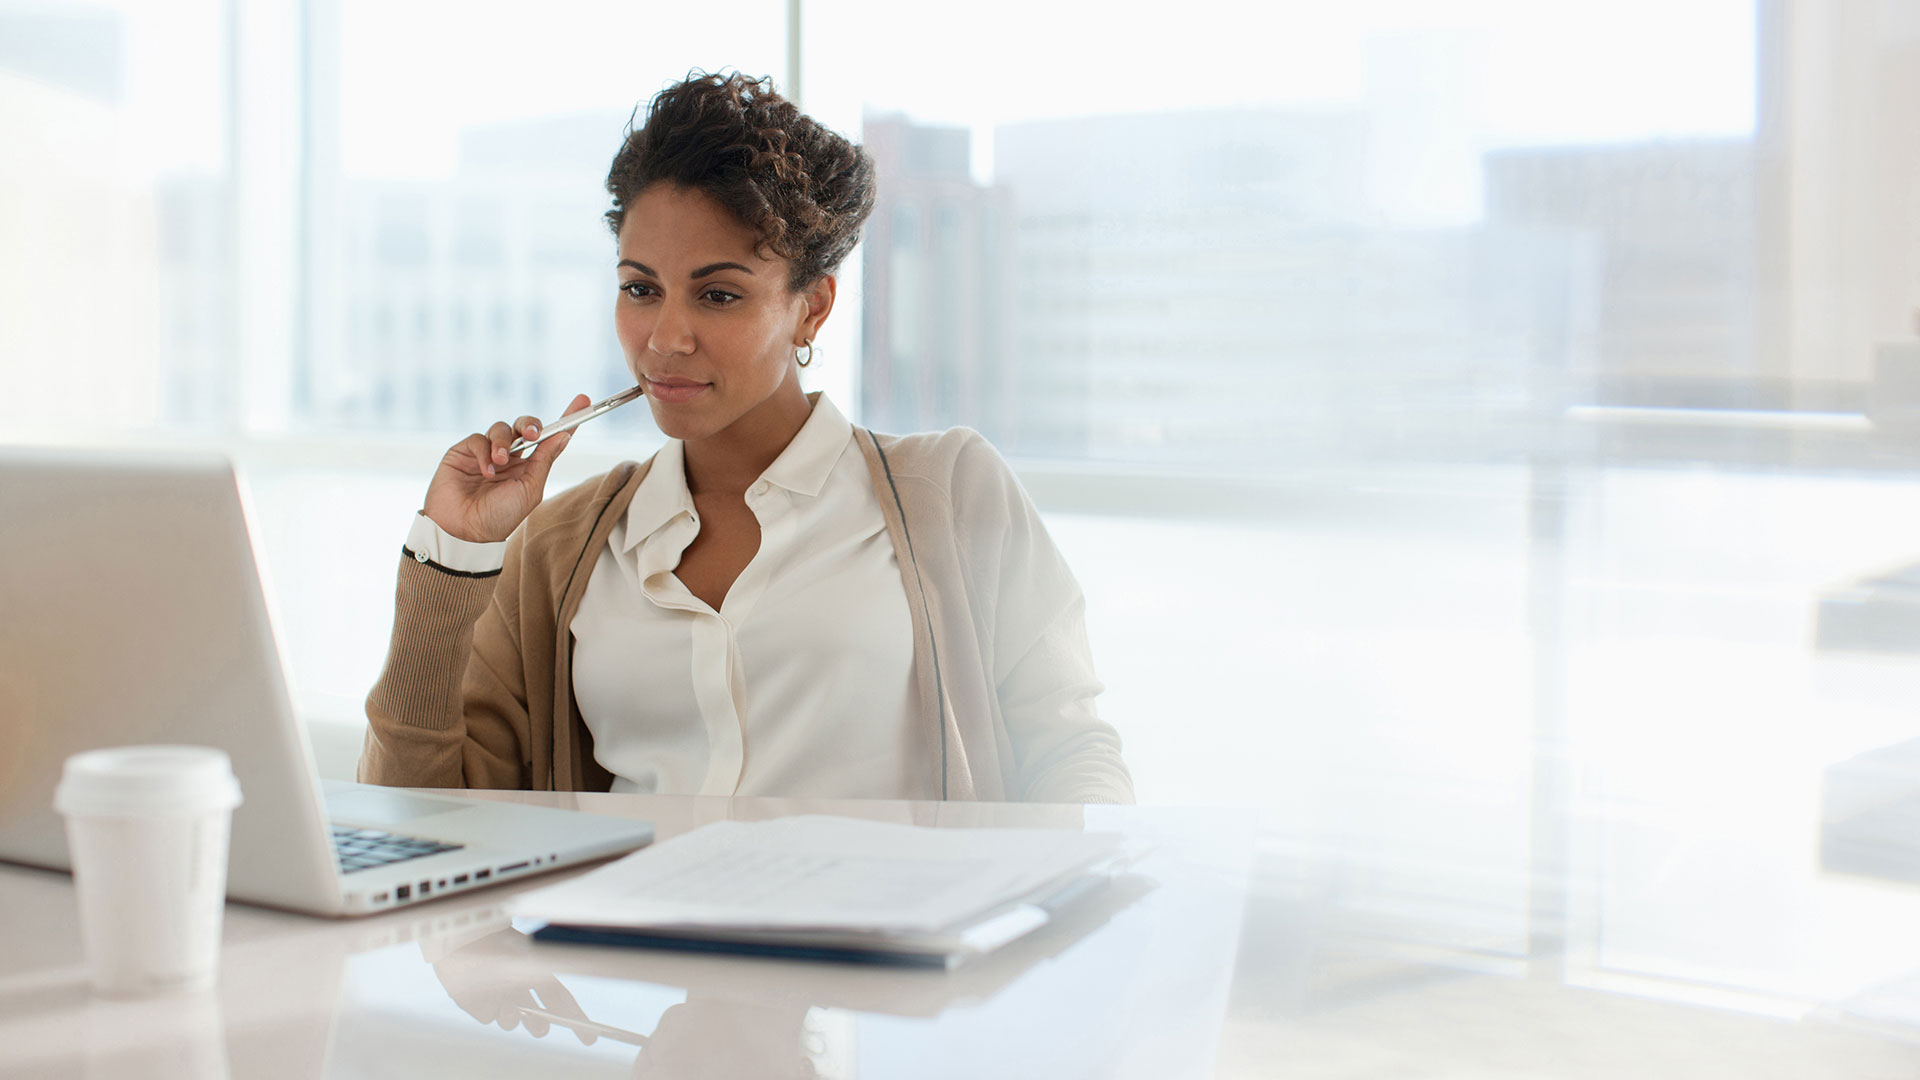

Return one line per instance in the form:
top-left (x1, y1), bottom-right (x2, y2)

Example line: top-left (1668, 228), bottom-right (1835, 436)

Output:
top-left (643, 375), bottom-right (711, 404)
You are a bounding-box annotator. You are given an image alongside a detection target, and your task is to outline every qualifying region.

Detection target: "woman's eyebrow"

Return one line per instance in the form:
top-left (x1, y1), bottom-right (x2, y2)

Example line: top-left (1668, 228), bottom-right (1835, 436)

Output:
top-left (615, 259), bottom-right (755, 279)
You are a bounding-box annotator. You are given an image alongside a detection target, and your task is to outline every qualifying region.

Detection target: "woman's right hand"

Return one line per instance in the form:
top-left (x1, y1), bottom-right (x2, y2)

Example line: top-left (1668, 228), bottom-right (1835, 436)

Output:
top-left (422, 395), bottom-right (592, 544)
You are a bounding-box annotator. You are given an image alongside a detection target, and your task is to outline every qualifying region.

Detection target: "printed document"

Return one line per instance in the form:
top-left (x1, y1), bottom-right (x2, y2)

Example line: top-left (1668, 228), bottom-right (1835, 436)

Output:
top-left (509, 815), bottom-right (1127, 937)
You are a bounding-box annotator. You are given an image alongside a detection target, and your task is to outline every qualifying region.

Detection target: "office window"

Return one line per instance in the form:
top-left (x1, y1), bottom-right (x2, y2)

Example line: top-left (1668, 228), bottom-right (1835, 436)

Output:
top-left (1, 0), bottom-right (230, 434)
top-left (806, 0), bottom-right (1768, 466)
top-left (803, 0), bottom-right (1920, 1005)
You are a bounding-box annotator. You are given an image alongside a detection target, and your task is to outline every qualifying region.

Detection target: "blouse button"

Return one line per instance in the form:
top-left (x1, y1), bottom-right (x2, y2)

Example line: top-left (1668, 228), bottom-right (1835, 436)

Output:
top-left (751, 481), bottom-right (770, 496)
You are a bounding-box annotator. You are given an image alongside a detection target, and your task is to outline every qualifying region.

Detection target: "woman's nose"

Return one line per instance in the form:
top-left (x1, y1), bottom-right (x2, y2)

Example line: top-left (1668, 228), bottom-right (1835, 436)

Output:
top-left (647, 299), bottom-right (695, 356)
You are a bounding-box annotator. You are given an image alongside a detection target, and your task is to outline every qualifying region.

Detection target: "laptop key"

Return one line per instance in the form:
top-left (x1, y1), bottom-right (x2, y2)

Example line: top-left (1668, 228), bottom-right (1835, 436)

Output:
top-left (331, 825), bottom-right (465, 874)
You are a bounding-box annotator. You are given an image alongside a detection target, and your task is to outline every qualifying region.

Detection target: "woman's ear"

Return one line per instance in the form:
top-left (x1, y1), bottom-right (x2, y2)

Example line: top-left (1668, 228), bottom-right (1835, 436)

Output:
top-left (797, 274), bottom-right (837, 344)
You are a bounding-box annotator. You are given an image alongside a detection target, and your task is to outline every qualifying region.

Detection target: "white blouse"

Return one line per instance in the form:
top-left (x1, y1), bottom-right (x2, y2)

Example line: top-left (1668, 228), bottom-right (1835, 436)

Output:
top-left (405, 395), bottom-right (926, 798)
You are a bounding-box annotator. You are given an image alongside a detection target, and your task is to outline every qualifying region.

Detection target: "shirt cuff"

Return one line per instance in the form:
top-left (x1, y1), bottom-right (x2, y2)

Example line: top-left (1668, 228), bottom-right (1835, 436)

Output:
top-left (405, 513), bottom-right (507, 574)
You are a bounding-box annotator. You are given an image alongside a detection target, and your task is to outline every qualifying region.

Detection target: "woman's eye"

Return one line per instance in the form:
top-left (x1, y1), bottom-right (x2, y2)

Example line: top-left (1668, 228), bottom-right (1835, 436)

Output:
top-left (704, 289), bottom-right (741, 304)
top-left (619, 281), bottom-right (654, 299)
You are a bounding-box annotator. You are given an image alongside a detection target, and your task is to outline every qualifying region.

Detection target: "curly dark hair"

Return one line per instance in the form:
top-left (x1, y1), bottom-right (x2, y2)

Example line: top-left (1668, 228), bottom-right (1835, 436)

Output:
top-left (605, 72), bottom-right (876, 291)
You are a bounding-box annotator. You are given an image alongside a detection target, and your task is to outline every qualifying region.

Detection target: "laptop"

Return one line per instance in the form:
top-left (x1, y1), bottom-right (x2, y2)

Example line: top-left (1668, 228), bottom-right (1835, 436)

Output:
top-left (0, 451), bottom-right (654, 916)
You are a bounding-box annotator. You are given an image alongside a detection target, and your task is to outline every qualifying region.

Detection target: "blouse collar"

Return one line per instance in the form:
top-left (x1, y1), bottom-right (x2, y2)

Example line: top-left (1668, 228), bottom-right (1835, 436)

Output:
top-left (620, 391), bottom-right (851, 552)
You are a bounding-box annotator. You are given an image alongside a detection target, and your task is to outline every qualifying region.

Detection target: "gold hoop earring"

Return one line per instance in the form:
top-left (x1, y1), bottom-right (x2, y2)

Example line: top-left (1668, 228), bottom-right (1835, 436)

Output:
top-left (796, 340), bottom-right (814, 367)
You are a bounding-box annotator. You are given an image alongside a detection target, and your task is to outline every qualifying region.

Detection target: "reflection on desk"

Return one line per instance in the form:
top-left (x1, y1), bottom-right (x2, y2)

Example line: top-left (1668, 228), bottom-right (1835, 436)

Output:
top-left (406, 870), bottom-right (1158, 1077)
top-left (12, 790), bottom-right (1920, 1078)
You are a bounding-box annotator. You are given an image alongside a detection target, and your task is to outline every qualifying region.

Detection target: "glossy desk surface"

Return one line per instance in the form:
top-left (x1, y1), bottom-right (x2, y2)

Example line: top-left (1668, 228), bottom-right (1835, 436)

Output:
top-left (5, 790), bottom-right (1920, 1079)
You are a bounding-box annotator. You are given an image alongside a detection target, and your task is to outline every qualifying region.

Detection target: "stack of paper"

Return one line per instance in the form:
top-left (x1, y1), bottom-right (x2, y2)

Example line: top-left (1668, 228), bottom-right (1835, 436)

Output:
top-left (510, 815), bottom-right (1134, 968)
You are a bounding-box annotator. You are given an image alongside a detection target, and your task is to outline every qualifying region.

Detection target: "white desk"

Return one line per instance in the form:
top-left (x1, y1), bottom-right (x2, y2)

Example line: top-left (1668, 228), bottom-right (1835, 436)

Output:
top-left (3, 792), bottom-right (1920, 1078)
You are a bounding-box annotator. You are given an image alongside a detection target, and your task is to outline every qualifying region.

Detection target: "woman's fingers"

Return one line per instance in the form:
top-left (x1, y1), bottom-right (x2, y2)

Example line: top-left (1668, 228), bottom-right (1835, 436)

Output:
top-left (526, 395), bottom-right (592, 468)
top-left (484, 420), bottom-right (516, 476)
top-left (459, 393), bottom-right (595, 482)
top-left (456, 433), bottom-right (495, 478)
top-left (512, 414), bottom-right (542, 449)
top-left (529, 429), bottom-right (571, 467)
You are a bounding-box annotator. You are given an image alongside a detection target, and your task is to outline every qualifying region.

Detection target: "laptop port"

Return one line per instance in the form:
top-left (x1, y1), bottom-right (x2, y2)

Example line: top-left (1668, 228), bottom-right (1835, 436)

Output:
top-left (474, 869), bottom-right (491, 880)
top-left (498, 861), bottom-right (529, 874)
top-left (373, 891), bottom-right (390, 902)
top-left (438, 879), bottom-right (447, 888)
top-left (453, 874), bottom-right (469, 885)
top-left (418, 881), bottom-right (431, 896)
top-left (395, 885), bottom-right (411, 901)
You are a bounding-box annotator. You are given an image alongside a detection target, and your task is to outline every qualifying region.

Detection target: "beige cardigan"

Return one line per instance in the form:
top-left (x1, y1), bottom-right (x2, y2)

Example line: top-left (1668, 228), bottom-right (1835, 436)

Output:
top-left (357, 426), bottom-right (1135, 804)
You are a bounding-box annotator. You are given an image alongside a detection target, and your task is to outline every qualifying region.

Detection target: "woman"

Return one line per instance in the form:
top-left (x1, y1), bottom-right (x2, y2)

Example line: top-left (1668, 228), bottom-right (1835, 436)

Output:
top-left (358, 73), bottom-right (1132, 803)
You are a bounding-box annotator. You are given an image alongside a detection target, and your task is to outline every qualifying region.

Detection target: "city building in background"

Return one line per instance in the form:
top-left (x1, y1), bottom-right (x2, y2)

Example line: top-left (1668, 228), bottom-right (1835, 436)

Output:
top-left (858, 117), bottom-right (1015, 444)
top-left (863, 102), bottom-right (1565, 468)
top-left (300, 110), bottom-right (648, 439)
top-left (1484, 140), bottom-right (1758, 407)
top-left (847, 6), bottom-right (1920, 471)
top-left (987, 107), bottom-right (1542, 468)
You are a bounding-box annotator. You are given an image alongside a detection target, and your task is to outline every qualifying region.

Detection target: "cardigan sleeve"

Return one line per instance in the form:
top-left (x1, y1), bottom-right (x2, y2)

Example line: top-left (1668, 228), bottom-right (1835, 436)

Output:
top-left (356, 548), bottom-right (532, 789)
top-left (953, 437), bottom-right (1136, 804)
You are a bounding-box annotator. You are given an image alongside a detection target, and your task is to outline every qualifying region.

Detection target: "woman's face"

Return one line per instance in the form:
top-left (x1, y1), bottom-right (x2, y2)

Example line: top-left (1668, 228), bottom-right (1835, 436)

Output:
top-left (613, 183), bottom-right (831, 444)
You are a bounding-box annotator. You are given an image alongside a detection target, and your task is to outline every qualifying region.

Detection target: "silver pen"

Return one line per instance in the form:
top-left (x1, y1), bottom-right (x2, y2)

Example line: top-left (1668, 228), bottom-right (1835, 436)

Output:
top-left (507, 385), bottom-right (646, 457)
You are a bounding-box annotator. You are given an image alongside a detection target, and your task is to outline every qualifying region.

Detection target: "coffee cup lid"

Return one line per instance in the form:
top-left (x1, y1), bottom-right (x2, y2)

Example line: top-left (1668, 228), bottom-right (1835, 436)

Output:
top-left (54, 745), bottom-right (244, 817)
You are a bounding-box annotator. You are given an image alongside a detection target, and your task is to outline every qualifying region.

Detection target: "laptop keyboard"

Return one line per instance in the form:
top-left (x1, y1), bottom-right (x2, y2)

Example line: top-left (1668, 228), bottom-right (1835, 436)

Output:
top-left (331, 825), bottom-right (464, 874)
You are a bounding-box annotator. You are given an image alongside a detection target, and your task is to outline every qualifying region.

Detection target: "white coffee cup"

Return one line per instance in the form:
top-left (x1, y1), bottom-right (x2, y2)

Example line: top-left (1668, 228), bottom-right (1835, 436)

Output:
top-left (54, 746), bottom-right (244, 997)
